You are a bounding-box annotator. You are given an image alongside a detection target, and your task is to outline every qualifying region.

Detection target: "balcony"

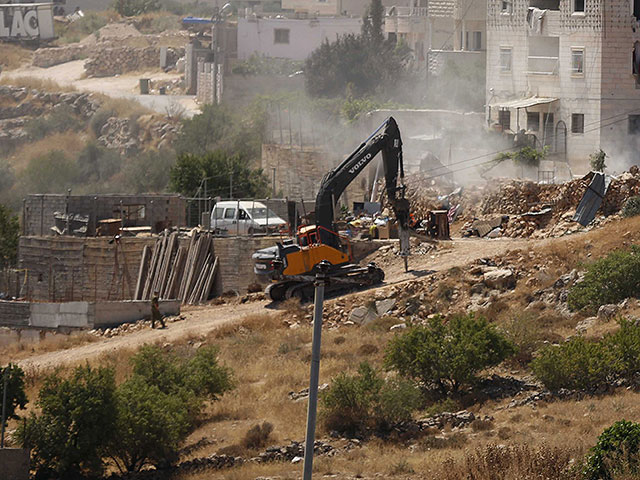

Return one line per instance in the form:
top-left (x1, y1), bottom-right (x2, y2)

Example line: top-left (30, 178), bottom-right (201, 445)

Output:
top-left (385, 7), bottom-right (428, 34)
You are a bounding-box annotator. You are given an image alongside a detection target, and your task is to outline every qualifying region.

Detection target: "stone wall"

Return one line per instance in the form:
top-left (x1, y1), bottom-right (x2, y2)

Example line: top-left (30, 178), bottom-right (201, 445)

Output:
top-left (0, 301), bottom-right (30, 327)
top-left (19, 236), bottom-right (157, 302)
top-left (213, 236), bottom-right (277, 293)
top-left (32, 44), bottom-right (90, 67)
top-left (23, 194), bottom-right (186, 237)
top-left (84, 46), bottom-right (184, 77)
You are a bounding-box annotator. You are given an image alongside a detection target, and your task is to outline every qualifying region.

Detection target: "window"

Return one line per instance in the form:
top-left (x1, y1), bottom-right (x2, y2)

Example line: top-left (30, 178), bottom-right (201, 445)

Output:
top-left (213, 208), bottom-right (224, 219)
top-left (501, 0), bottom-right (512, 13)
top-left (500, 47), bottom-right (512, 72)
top-left (571, 48), bottom-right (584, 75)
top-left (466, 31), bottom-right (482, 51)
top-left (571, 113), bottom-right (584, 133)
top-left (634, 0), bottom-right (640, 19)
top-left (498, 109), bottom-right (511, 131)
top-left (629, 115), bottom-right (640, 134)
top-left (238, 209), bottom-right (248, 220)
top-left (224, 208), bottom-right (236, 219)
top-left (573, 0), bottom-right (585, 12)
top-left (527, 112), bottom-right (540, 131)
top-left (274, 28), bottom-right (290, 44)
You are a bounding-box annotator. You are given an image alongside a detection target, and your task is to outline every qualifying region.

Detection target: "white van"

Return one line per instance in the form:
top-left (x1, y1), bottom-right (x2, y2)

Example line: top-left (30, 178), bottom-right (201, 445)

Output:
top-left (210, 201), bottom-right (287, 235)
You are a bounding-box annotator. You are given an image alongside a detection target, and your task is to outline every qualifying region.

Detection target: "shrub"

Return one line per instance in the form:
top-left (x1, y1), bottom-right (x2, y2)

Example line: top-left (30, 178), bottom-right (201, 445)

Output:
top-left (122, 149), bottom-right (174, 194)
top-left (0, 364), bottom-right (27, 429)
top-left (384, 314), bottom-right (515, 394)
top-left (531, 337), bottom-right (614, 391)
top-left (77, 142), bottom-right (122, 183)
top-left (583, 420), bottom-right (640, 480)
top-left (567, 246), bottom-right (640, 312)
top-left (622, 196), bottom-right (640, 218)
top-left (606, 319), bottom-right (640, 379)
top-left (321, 362), bottom-right (420, 436)
top-left (241, 422), bottom-right (274, 450)
top-left (89, 108), bottom-right (114, 137)
top-left (25, 104), bottom-right (83, 140)
top-left (18, 150), bottom-right (78, 194)
top-left (113, 0), bottom-right (160, 16)
top-left (107, 376), bottom-right (192, 472)
top-left (17, 365), bottom-right (118, 479)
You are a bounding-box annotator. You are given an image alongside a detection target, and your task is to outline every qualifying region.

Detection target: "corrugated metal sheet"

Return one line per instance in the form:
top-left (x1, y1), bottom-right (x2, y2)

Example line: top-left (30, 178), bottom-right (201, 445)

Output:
top-left (572, 172), bottom-right (612, 226)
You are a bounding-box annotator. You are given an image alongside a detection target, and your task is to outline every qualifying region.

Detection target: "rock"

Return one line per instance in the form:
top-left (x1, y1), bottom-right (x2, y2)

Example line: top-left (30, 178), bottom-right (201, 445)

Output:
top-left (575, 317), bottom-right (597, 333)
top-left (483, 269), bottom-right (516, 290)
top-left (390, 323), bottom-right (406, 331)
top-left (291, 456), bottom-right (303, 464)
top-left (375, 298), bottom-right (396, 316)
top-left (597, 304), bottom-right (619, 320)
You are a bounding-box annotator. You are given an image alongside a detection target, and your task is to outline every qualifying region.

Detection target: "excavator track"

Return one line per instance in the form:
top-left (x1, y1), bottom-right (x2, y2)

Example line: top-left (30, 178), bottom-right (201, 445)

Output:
top-left (267, 263), bottom-right (384, 302)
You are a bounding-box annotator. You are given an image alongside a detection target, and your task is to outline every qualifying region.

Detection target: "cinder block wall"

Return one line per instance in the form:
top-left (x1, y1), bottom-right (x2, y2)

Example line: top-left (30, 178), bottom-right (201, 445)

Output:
top-left (213, 236), bottom-right (277, 293)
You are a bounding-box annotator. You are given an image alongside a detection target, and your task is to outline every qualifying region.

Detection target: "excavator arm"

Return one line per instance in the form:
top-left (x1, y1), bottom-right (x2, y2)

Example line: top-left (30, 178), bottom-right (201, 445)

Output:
top-left (315, 117), bottom-right (410, 261)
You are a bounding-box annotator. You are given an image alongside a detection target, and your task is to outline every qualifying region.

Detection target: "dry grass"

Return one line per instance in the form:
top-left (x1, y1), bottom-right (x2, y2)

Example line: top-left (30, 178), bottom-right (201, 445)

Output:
top-left (0, 45), bottom-right (33, 70)
top-left (95, 95), bottom-right (153, 118)
top-left (7, 131), bottom-right (86, 172)
top-left (0, 330), bottom-right (98, 363)
top-left (0, 76), bottom-right (76, 92)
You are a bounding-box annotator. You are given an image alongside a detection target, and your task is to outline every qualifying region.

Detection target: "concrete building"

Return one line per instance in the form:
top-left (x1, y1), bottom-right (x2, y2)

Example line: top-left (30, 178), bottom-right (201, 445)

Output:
top-left (237, 16), bottom-right (362, 60)
top-left (486, 0), bottom-right (640, 173)
top-left (384, 0), bottom-right (486, 66)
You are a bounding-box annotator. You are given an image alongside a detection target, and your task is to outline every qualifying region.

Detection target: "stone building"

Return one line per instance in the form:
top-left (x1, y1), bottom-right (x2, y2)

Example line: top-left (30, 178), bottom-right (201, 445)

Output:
top-left (22, 194), bottom-right (186, 237)
top-left (486, 0), bottom-right (640, 173)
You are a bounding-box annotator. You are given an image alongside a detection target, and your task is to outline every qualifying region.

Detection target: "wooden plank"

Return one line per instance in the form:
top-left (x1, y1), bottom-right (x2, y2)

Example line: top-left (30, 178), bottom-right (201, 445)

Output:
top-left (200, 256), bottom-right (218, 303)
top-left (167, 246), bottom-right (187, 300)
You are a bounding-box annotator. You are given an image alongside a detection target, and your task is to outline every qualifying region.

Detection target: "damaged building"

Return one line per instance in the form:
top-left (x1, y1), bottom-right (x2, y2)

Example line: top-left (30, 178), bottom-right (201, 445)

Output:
top-left (487, 0), bottom-right (640, 173)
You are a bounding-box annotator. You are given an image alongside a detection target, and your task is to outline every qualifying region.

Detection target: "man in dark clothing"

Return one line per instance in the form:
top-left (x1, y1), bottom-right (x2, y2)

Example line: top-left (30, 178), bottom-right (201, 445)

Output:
top-left (151, 293), bottom-right (166, 329)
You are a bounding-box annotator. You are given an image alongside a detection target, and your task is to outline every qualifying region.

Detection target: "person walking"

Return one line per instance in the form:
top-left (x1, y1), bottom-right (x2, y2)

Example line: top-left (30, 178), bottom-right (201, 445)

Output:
top-left (151, 292), bottom-right (166, 329)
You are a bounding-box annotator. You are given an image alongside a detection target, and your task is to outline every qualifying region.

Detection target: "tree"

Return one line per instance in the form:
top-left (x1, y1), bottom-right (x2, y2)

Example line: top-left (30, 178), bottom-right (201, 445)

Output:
top-left (18, 150), bottom-right (78, 194)
top-left (0, 204), bottom-right (19, 268)
top-left (384, 314), bottom-right (515, 394)
top-left (122, 149), bottom-right (174, 193)
top-left (0, 364), bottom-right (28, 429)
top-left (107, 377), bottom-right (191, 472)
top-left (17, 365), bottom-right (117, 480)
top-left (305, 0), bottom-right (410, 98)
top-left (169, 150), bottom-right (270, 199)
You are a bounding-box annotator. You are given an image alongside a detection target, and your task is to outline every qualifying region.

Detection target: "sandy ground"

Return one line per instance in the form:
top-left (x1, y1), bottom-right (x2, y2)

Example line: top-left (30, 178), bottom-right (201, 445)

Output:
top-left (4, 60), bottom-right (200, 116)
top-left (14, 236), bottom-right (547, 371)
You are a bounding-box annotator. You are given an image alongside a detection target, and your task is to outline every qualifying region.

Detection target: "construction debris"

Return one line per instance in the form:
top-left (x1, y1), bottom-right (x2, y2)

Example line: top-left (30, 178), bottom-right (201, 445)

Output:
top-left (135, 231), bottom-right (221, 304)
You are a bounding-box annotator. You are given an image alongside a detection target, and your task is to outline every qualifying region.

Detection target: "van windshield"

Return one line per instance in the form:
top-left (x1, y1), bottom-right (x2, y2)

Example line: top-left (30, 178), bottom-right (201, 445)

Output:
top-left (249, 207), bottom-right (279, 219)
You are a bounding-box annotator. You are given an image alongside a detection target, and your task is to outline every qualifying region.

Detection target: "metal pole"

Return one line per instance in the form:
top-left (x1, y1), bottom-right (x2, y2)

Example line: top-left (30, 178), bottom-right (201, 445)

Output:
top-left (1, 366), bottom-right (8, 449)
top-left (302, 261), bottom-right (330, 480)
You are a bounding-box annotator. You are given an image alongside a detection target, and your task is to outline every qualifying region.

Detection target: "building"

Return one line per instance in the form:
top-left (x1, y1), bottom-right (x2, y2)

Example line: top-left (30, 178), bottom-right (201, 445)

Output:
top-left (237, 15), bottom-right (362, 60)
top-left (486, 0), bottom-right (640, 173)
top-left (384, 0), bottom-right (486, 66)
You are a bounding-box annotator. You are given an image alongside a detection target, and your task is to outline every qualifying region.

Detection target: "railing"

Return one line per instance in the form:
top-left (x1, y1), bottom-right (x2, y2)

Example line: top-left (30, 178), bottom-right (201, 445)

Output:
top-left (385, 6), bottom-right (428, 17)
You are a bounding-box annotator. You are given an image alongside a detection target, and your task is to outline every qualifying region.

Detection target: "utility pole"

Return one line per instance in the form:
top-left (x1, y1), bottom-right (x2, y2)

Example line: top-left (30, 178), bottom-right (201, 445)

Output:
top-left (272, 168), bottom-right (277, 195)
top-left (1, 366), bottom-right (8, 449)
top-left (302, 261), bottom-right (330, 480)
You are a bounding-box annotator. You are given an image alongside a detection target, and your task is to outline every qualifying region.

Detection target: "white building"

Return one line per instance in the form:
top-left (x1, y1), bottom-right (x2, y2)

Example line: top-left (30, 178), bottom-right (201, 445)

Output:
top-left (487, 0), bottom-right (640, 173)
top-left (237, 16), bottom-right (362, 60)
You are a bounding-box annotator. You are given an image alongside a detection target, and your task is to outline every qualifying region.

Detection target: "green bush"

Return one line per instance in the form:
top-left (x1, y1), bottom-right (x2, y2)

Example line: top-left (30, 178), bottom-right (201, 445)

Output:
top-left (113, 0), bottom-right (160, 16)
top-left (122, 149), bottom-right (173, 194)
top-left (0, 364), bottom-right (27, 429)
top-left (583, 420), bottom-right (640, 480)
top-left (25, 104), bottom-right (83, 140)
top-left (17, 365), bottom-right (118, 479)
top-left (77, 142), bottom-right (122, 183)
top-left (622, 196), bottom-right (640, 218)
top-left (567, 246), bottom-right (640, 312)
top-left (18, 150), bottom-right (78, 194)
top-left (531, 337), bottom-right (614, 391)
top-left (107, 376), bottom-right (192, 472)
top-left (321, 362), bottom-right (420, 436)
top-left (89, 108), bottom-right (114, 137)
top-left (384, 314), bottom-right (515, 394)
top-left (606, 319), bottom-right (640, 379)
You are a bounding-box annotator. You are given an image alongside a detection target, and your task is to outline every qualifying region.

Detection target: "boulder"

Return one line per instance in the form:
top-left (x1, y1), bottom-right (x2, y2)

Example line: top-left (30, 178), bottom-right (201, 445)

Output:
top-left (483, 269), bottom-right (515, 290)
top-left (575, 317), bottom-right (597, 333)
top-left (597, 304), bottom-right (619, 320)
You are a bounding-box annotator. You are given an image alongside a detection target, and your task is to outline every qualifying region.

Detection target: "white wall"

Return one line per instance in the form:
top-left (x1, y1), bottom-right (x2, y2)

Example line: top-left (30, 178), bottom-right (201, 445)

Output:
top-left (238, 17), bottom-right (362, 61)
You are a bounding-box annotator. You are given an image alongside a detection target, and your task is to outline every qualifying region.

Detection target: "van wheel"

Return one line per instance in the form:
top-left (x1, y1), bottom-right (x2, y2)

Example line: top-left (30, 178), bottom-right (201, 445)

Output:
top-left (248, 227), bottom-right (255, 235)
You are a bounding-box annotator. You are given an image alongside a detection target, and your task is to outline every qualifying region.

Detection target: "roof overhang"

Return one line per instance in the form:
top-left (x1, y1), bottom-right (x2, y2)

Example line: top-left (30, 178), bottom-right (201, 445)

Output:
top-left (491, 96), bottom-right (558, 109)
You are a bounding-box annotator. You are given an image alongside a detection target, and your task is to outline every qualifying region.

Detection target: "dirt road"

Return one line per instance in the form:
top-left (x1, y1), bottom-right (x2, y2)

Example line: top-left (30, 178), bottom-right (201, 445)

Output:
top-left (4, 60), bottom-right (199, 116)
top-left (13, 236), bottom-right (548, 371)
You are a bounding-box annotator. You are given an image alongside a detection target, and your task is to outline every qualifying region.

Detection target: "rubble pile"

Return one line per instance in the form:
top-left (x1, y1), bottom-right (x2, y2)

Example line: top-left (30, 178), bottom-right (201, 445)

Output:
top-left (253, 440), bottom-right (335, 463)
top-left (98, 116), bottom-right (178, 154)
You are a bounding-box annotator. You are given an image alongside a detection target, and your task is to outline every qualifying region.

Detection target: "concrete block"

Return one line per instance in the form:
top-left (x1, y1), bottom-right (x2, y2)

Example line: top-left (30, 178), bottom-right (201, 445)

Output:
top-left (0, 449), bottom-right (30, 480)
top-left (0, 327), bottom-right (20, 347)
top-left (93, 300), bottom-right (180, 327)
top-left (19, 329), bottom-right (41, 344)
top-left (59, 302), bottom-right (90, 315)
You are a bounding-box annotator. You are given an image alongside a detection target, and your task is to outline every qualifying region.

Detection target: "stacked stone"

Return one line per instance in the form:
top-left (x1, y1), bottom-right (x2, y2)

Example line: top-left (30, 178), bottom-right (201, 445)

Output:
top-left (84, 46), bottom-right (184, 77)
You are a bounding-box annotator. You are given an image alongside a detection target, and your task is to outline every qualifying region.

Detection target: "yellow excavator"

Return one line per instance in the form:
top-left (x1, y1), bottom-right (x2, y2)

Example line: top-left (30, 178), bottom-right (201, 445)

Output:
top-left (252, 117), bottom-right (411, 301)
